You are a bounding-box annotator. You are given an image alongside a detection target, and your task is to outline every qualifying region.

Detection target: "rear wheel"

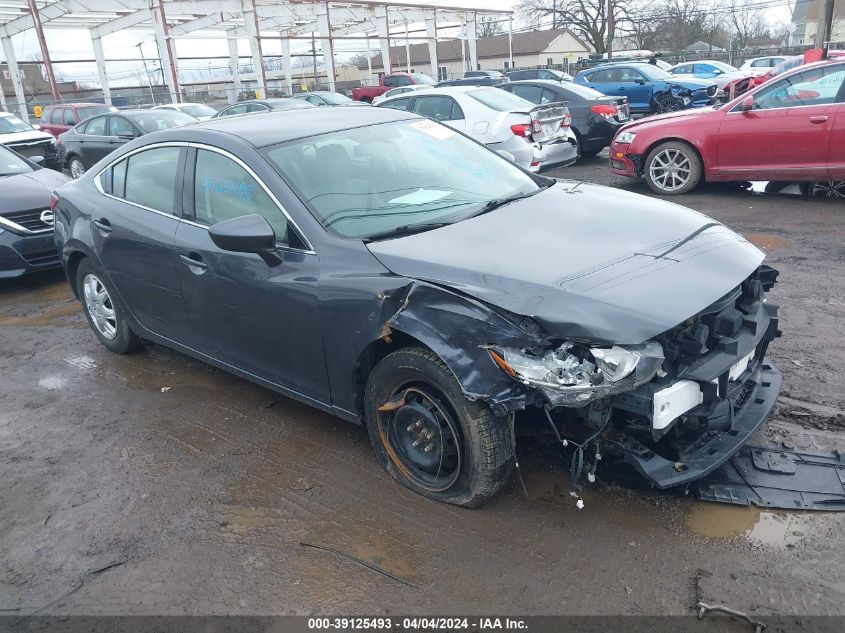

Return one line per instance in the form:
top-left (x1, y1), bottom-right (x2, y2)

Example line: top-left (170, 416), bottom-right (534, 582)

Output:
top-left (76, 258), bottom-right (141, 354)
top-left (68, 156), bottom-right (86, 179)
top-left (643, 141), bottom-right (702, 195)
top-left (364, 347), bottom-right (514, 507)
top-left (802, 180), bottom-right (845, 198)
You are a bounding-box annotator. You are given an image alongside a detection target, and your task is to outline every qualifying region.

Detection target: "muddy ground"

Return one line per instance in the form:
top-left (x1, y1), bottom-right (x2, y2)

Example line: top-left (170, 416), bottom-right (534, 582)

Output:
top-left (1, 157), bottom-right (843, 618)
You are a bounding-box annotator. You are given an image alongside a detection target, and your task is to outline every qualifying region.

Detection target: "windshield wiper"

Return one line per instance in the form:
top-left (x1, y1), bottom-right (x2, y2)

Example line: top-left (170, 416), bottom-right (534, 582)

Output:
top-left (472, 189), bottom-right (542, 218)
top-left (362, 221), bottom-right (453, 242)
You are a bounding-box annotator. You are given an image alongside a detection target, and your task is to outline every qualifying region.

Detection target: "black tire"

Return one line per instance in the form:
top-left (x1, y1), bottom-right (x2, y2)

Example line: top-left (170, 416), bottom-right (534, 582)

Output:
top-left (655, 95), bottom-right (684, 113)
top-left (643, 140), bottom-right (702, 195)
top-left (580, 147), bottom-right (603, 159)
top-left (364, 347), bottom-right (514, 507)
top-left (75, 258), bottom-right (142, 354)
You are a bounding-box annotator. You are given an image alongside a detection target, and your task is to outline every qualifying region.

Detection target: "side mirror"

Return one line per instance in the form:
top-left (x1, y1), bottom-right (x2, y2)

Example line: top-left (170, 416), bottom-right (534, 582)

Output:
top-left (208, 214), bottom-right (282, 266)
top-left (740, 96), bottom-right (754, 112)
top-left (634, 78), bottom-right (646, 85)
top-left (712, 69), bottom-right (723, 76)
top-left (32, 124), bottom-right (42, 130)
top-left (30, 155), bottom-right (45, 165)
top-left (496, 149), bottom-right (516, 163)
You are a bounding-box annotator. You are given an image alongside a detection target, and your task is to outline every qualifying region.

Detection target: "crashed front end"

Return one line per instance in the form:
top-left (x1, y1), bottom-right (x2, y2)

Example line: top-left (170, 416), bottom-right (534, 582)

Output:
top-left (487, 265), bottom-right (781, 490)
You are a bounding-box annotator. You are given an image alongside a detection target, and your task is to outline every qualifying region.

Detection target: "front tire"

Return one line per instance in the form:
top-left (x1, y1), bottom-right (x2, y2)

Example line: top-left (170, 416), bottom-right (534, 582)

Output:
top-left (76, 258), bottom-right (141, 354)
top-left (364, 347), bottom-right (514, 507)
top-left (68, 156), bottom-right (86, 179)
top-left (643, 140), bottom-right (702, 195)
top-left (802, 180), bottom-right (845, 198)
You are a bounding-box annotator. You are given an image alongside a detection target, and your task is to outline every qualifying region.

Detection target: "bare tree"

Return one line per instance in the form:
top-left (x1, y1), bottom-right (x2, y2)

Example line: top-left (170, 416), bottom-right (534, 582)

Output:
top-left (516, 0), bottom-right (630, 54)
top-left (476, 16), bottom-right (505, 38)
top-left (727, 0), bottom-right (769, 49)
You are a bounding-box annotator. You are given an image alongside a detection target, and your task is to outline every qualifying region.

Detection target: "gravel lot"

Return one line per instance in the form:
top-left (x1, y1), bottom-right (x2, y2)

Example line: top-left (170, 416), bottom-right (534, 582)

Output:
top-left (1, 155), bottom-right (843, 618)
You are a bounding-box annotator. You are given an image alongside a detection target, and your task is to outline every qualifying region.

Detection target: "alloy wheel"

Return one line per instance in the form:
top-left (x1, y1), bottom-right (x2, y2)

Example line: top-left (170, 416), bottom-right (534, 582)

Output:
top-left (806, 180), bottom-right (845, 198)
top-left (69, 158), bottom-right (86, 179)
top-left (378, 385), bottom-right (463, 493)
top-left (648, 148), bottom-right (692, 193)
top-left (82, 273), bottom-right (117, 339)
top-left (656, 96), bottom-right (683, 113)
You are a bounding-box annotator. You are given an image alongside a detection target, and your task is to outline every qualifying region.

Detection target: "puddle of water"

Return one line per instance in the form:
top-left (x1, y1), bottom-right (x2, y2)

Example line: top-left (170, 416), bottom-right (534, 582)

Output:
top-left (686, 502), bottom-right (813, 547)
top-left (38, 375), bottom-right (68, 390)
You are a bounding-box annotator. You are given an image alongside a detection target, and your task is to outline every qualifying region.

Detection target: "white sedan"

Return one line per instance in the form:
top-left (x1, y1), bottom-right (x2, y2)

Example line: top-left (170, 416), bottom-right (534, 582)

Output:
top-left (372, 84), bottom-right (432, 105)
top-left (152, 102), bottom-right (217, 121)
top-left (376, 86), bottom-right (577, 172)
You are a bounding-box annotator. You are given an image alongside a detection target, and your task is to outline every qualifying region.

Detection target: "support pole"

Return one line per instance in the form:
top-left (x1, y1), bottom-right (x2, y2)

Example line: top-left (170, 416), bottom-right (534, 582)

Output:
top-left (243, 0), bottom-right (267, 98)
top-left (152, 1), bottom-right (180, 102)
top-left (316, 2), bottom-right (336, 92)
top-left (467, 11), bottom-right (477, 72)
top-left (1, 36), bottom-right (28, 121)
top-left (815, 0), bottom-right (835, 48)
top-left (375, 4), bottom-right (391, 74)
top-left (227, 29), bottom-right (241, 103)
top-left (425, 10), bottom-right (438, 79)
top-left (281, 34), bottom-right (292, 95)
top-left (91, 34), bottom-right (111, 105)
top-left (366, 35), bottom-right (373, 83)
top-left (606, 0), bottom-right (614, 61)
top-left (27, 0), bottom-right (60, 103)
top-left (508, 16), bottom-right (513, 71)
top-left (404, 22), bottom-right (411, 72)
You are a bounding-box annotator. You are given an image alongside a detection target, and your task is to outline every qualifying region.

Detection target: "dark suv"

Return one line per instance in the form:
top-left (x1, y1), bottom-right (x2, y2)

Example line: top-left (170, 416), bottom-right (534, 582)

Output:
top-left (39, 103), bottom-right (116, 138)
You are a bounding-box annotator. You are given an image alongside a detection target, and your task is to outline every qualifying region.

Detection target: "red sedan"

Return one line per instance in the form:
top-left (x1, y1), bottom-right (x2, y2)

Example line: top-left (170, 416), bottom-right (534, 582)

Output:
top-left (609, 59), bottom-right (845, 197)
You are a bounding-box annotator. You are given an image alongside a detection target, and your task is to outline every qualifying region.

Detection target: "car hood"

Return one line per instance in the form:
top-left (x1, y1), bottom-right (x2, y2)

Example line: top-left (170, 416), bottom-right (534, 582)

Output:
top-left (0, 169), bottom-right (69, 215)
top-left (666, 77), bottom-right (717, 90)
top-left (366, 182), bottom-right (764, 344)
top-left (1, 130), bottom-right (55, 144)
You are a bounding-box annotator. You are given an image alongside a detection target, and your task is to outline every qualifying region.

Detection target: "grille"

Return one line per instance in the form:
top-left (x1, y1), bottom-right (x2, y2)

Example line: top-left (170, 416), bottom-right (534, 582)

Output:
top-left (22, 248), bottom-right (59, 266)
top-left (1, 208), bottom-right (52, 232)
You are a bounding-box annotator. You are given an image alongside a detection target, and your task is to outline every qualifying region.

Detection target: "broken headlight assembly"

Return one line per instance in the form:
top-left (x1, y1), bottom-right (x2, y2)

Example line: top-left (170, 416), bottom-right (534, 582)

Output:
top-left (614, 131), bottom-right (637, 144)
top-left (489, 341), bottom-right (664, 406)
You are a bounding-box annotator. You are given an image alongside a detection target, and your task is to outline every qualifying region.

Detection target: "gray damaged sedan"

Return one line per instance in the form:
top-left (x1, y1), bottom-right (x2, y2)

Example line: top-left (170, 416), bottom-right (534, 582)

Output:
top-left (53, 107), bottom-right (781, 507)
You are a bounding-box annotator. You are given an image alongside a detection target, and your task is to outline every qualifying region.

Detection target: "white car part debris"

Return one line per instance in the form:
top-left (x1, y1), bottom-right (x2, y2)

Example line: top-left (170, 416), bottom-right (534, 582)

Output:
top-left (575, 499), bottom-right (584, 510)
top-left (161, 387), bottom-right (171, 393)
top-left (652, 380), bottom-right (704, 430)
top-left (697, 601), bottom-right (766, 633)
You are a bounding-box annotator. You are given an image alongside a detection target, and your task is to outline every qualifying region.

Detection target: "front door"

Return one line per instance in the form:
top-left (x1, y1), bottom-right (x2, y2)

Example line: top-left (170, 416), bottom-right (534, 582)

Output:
top-left (173, 146), bottom-right (329, 403)
top-left (716, 65), bottom-right (845, 180)
top-left (76, 115), bottom-right (113, 167)
top-left (93, 145), bottom-right (189, 340)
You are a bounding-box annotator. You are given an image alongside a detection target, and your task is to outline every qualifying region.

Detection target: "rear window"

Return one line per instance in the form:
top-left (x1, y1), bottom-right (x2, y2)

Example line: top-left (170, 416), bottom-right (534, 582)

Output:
top-left (468, 88), bottom-right (532, 111)
top-left (556, 82), bottom-right (606, 100)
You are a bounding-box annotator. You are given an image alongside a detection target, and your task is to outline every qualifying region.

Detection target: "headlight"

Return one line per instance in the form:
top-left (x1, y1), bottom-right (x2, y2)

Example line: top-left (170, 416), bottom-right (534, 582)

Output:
top-left (615, 131), bottom-right (637, 144)
top-left (489, 341), bottom-right (664, 406)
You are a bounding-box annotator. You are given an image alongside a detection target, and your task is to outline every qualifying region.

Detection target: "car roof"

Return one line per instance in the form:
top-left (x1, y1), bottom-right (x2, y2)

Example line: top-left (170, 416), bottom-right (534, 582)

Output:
top-left (173, 106), bottom-right (416, 147)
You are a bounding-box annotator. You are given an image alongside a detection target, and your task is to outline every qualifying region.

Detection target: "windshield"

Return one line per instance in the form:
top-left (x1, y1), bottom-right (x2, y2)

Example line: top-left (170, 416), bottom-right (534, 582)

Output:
top-left (320, 92), bottom-right (352, 104)
top-left (415, 74), bottom-right (437, 85)
top-left (78, 105), bottom-right (115, 120)
top-left (180, 104), bottom-right (217, 117)
top-left (0, 115), bottom-right (34, 134)
top-left (0, 144), bottom-right (34, 174)
top-left (636, 65), bottom-right (674, 80)
top-left (469, 88), bottom-right (533, 111)
top-left (130, 110), bottom-right (196, 132)
top-left (263, 119), bottom-right (539, 240)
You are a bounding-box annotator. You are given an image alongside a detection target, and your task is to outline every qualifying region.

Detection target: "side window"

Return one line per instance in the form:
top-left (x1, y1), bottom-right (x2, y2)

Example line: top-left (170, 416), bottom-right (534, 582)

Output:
top-left (104, 158), bottom-right (129, 198)
top-left (122, 147), bottom-right (181, 214)
top-left (49, 108), bottom-right (62, 124)
top-left (382, 75), bottom-right (399, 87)
top-left (752, 59), bottom-right (768, 68)
top-left (64, 109), bottom-right (76, 125)
top-left (412, 96), bottom-right (461, 121)
top-left (193, 149), bottom-right (291, 246)
top-left (697, 64), bottom-right (716, 74)
top-left (305, 95), bottom-right (323, 106)
top-left (84, 116), bottom-right (107, 136)
top-left (673, 64), bottom-right (690, 74)
top-left (393, 75), bottom-right (412, 87)
top-left (750, 66), bottom-right (845, 110)
top-left (380, 96), bottom-right (410, 111)
top-left (246, 103), bottom-right (268, 112)
top-left (590, 69), bottom-right (617, 82)
top-left (510, 84), bottom-right (544, 104)
top-left (618, 68), bottom-right (643, 82)
top-left (540, 88), bottom-right (560, 104)
top-left (108, 116), bottom-right (136, 137)
top-left (221, 104), bottom-right (247, 117)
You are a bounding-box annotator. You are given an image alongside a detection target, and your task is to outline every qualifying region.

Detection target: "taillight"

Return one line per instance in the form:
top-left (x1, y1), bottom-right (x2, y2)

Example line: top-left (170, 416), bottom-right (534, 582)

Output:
top-left (510, 123), bottom-right (531, 138)
top-left (559, 113), bottom-right (572, 128)
top-left (591, 104), bottom-right (619, 119)
top-left (49, 193), bottom-right (59, 211)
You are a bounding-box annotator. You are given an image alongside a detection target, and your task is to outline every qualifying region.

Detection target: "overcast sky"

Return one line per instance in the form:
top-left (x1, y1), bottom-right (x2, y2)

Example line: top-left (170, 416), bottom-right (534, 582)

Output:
top-left (8, 0), bottom-right (793, 88)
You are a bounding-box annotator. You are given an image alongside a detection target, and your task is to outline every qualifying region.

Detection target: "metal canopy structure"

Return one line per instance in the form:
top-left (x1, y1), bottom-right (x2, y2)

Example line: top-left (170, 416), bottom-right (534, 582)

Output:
top-left (0, 1), bottom-right (513, 120)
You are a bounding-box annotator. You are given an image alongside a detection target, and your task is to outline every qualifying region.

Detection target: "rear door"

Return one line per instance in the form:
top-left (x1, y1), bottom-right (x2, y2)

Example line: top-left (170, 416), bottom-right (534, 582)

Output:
top-left (173, 146), bottom-right (329, 401)
top-left (93, 145), bottom-right (189, 340)
top-left (410, 95), bottom-right (466, 132)
top-left (717, 65), bottom-right (845, 180)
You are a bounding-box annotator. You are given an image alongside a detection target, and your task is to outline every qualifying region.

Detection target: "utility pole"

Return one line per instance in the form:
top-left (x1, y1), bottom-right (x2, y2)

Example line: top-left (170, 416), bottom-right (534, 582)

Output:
top-left (27, 0), bottom-right (60, 103)
top-left (606, 0), bottom-right (614, 61)
top-left (137, 43), bottom-right (156, 106)
top-left (815, 0), bottom-right (835, 49)
top-left (311, 32), bottom-right (318, 89)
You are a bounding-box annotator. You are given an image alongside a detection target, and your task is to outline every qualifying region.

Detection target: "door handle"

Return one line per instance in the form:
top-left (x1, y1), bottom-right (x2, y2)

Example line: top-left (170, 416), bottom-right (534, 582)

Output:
top-left (809, 115), bottom-right (828, 124)
top-left (93, 218), bottom-right (112, 234)
top-left (179, 253), bottom-right (208, 272)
